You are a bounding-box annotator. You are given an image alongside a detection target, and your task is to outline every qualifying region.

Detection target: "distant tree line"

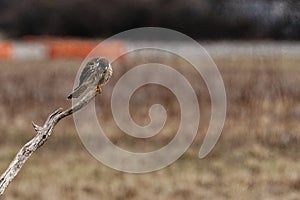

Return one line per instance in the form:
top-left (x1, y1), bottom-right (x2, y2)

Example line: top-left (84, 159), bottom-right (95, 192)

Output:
top-left (0, 0), bottom-right (299, 39)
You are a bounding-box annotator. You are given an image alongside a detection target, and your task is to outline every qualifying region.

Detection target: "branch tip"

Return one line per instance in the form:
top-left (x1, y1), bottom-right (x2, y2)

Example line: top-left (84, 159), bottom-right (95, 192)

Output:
top-left (54, 108), bottom-right (63, 114)
top-left (31, 121), bottom-right (42, 132)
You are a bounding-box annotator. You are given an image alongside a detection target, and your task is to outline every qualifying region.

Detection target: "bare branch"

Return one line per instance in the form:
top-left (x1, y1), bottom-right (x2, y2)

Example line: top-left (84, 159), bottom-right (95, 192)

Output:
top-left (0, 89), bottom-right (97, 196)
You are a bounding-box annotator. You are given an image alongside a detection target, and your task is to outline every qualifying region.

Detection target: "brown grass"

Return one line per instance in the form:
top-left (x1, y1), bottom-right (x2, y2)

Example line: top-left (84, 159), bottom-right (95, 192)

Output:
top-left (0, 53), bottom-right (300, 199)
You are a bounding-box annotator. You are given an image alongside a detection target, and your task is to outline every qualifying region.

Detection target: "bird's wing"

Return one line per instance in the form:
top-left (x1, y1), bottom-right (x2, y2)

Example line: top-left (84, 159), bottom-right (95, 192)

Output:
top-left (79, 62), bottom-right (96, 86)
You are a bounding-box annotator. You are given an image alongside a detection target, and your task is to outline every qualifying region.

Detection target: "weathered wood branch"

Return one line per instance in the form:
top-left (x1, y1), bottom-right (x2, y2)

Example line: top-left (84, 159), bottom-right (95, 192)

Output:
top-left (0, 89), bottom-right (97, 196)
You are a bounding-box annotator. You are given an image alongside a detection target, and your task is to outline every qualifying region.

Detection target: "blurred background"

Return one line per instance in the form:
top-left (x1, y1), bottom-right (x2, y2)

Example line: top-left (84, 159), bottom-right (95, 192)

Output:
top-left (0, 0), bottom-right (300, 199)
top-left (0, 0), bottom-right (299, 39)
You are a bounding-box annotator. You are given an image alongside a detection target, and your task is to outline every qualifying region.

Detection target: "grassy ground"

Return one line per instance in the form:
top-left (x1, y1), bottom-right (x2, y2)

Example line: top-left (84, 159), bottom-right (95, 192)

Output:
top-left (0, 52), bottom-right (300, 199)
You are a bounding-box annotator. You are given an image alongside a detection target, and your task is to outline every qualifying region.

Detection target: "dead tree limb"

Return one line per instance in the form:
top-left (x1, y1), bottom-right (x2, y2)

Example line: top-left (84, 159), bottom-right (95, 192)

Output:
top-left (0, 89), bottom-right (97, 196)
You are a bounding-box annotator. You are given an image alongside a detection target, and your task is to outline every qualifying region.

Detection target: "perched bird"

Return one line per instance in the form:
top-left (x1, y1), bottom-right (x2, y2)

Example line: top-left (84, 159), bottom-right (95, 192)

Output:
top-left (67, 57), bottom-right (113, 99)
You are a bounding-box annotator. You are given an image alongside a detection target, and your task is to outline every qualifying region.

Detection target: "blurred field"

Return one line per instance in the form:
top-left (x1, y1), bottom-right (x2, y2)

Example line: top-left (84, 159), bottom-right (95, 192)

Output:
top-left (0, 48), bottom-right (300, 199)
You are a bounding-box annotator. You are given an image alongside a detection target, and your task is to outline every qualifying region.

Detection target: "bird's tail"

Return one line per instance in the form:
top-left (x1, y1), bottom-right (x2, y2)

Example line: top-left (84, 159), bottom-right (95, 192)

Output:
top-left (67, 84), bottom-right (88, 100)
top-left (67, 93), bottom-right (75, 99)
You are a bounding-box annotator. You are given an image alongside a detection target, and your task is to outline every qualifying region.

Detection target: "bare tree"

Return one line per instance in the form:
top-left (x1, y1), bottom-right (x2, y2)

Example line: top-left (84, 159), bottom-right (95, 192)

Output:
top-left (0, 88), bottom-right (97, 196)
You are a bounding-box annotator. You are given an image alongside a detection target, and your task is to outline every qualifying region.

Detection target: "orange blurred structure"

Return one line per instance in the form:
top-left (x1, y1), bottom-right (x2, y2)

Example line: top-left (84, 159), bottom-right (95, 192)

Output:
top-left (49, 41), bottom-right (96, 58)
top-left (0, 38), bottom-right (126, 60)
top-left (48, 40), bottom-right (125, 59)
top-left (0, 42), bottom-right (12, 59)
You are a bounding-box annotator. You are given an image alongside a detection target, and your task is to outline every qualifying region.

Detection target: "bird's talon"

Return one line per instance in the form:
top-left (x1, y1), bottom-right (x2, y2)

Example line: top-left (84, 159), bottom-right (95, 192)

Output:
top-left (97, 86), bottom-right (102, 93)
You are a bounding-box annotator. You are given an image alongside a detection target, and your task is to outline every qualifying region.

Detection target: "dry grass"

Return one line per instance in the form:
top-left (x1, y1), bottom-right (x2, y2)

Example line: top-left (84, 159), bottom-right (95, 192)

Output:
top-left (0, 52), bottom-right (300, 199)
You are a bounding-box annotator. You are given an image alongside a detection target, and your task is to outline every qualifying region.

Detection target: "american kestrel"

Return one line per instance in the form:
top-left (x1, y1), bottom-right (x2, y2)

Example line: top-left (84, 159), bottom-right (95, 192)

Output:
top-left (67, 57), bottom-right (113, 99)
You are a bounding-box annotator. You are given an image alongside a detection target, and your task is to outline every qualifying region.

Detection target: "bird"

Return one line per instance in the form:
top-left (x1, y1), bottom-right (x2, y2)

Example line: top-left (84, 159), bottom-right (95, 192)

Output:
top-left (67, 57), bottom-right (113, 99)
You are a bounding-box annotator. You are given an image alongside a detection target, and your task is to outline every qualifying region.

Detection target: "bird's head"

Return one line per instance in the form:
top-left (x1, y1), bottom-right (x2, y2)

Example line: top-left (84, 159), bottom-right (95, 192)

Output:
top-left (88, 57), bottom-right (110, 72)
